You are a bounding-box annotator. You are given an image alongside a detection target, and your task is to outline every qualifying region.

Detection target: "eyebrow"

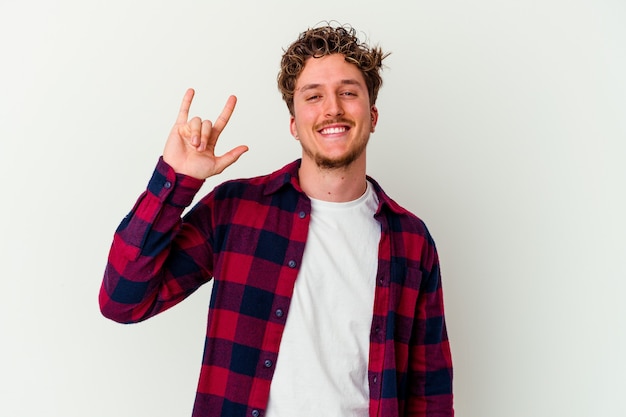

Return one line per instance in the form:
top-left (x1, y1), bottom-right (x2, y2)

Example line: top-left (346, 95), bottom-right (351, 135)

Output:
top-left (297, 79), bottom-right (364, 93)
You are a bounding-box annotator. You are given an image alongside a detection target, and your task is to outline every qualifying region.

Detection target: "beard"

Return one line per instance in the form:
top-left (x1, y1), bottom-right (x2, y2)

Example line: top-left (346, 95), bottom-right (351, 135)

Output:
top-left (304, 136), bottom-right (369, 170)
top-left (297, 117), bottom-right (372, 170)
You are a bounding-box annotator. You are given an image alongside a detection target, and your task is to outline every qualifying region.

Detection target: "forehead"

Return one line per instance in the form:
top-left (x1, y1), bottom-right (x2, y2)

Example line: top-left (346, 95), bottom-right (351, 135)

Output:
top-left (295, 53), bottom-right (366, 89)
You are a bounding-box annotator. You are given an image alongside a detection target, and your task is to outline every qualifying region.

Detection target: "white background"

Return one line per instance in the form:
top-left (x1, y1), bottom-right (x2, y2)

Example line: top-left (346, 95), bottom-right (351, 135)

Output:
top-left (1, 0), bottom-right (625, 416)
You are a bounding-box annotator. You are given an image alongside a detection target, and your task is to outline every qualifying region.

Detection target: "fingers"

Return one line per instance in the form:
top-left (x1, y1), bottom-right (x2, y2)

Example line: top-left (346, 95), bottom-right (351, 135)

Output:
top-left (211, 95), bottom-right (237, 139)
top-left (198, 119), bottom-right (212, 152)
top-left (176, 90), bottom-right (238, 153)
top-left (176, 88), bottom-right (195, 124)
top-left (194, 95), bottom-right (238, 152)
top-left (187, 116), bottom-right (203, 148)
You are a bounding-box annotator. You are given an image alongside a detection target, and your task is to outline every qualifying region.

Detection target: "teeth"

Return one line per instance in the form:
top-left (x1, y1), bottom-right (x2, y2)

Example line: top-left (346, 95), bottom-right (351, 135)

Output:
top-left (321, 126), bottom-right (347, 134)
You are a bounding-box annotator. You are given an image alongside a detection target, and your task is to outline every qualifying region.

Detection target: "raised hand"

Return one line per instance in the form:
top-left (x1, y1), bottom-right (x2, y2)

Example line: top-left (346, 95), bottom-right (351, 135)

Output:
top-left (163, 88), bottom-right (249, 179)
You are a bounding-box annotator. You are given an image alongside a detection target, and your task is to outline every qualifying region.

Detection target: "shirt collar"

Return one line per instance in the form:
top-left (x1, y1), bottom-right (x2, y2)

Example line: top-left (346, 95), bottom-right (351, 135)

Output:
top-left (264, 159), bottom-right (407, 216)
top-left (366, 175), bottom-right (407, 216)
top-left (264, 159), bottom-right (304, 195)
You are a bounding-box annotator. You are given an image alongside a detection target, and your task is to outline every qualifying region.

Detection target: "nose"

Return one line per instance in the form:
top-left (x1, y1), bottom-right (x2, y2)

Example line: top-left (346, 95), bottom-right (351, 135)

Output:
top-left (324, 95), bottom-right (344, 117)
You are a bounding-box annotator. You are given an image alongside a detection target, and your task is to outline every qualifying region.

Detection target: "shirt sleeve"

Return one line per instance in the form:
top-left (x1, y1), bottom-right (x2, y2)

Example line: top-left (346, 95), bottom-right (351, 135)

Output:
top-left (99, 157), bottom-right (213, 324)
top-left (406, 241), bottom-right (454, 416)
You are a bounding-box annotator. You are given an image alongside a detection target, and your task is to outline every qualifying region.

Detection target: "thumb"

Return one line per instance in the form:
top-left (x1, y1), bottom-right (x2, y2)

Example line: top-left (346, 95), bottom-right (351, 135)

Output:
top-left (213, 145), bottom-right (249, 175)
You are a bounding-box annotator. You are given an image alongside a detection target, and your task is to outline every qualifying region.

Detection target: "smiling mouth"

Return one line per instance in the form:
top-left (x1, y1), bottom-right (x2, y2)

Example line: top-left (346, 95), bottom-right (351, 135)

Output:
top-left (319, 126), bottom-right (349, 135)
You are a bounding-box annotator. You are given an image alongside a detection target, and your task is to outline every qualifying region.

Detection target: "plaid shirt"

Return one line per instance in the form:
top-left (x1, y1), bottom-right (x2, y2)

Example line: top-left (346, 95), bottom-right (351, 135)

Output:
top-left (100, 158), bottom-right (453, 417)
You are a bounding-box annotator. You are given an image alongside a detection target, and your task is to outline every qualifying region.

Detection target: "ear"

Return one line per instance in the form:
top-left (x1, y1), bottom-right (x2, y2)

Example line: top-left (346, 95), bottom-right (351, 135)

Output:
top-left (370, 106), bottom-right (379, 133)
top-left (290, 115), bottom-right (299, 139)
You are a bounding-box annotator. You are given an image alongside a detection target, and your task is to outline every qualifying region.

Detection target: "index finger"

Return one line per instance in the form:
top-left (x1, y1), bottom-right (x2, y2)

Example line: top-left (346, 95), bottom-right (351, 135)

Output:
top-left (176, 88), bottom-right (195, 124)
top-left (211, 95), bottom-right (237, 136)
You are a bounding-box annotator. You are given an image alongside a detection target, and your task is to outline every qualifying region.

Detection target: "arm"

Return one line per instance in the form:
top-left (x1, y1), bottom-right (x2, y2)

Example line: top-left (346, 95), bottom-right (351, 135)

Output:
top-left (406, 244), bottom-right (454, 416)
top-left (99, 89), bottom-right (248, 323)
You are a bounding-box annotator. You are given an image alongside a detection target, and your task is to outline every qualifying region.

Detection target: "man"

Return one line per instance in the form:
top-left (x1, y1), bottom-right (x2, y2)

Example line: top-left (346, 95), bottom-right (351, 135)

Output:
top-left (100, 24), bottom-right (453, 417)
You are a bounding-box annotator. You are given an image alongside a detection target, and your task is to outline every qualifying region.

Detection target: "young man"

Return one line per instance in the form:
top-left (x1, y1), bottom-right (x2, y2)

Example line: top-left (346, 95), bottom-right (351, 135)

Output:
top-left (100, 24), bottom-right (453, 417)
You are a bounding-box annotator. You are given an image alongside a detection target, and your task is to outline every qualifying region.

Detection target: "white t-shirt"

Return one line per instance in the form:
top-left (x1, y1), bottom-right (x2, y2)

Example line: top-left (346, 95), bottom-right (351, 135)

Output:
top-left (265, 181), bottom-right (381, 417)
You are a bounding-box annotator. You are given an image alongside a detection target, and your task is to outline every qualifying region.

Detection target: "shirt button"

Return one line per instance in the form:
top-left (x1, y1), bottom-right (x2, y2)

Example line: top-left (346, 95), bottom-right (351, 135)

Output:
top-left (264, 359), bottom-right (273, 368)
top-left (373, 376), bottom-right (378, 383)
top-left (298, 211), bottom-right (306, 219)
top-left (288, 260), bottom-right (297, 268)
top-left (252, 410), bottom-right (260, 417)
top-left (275, 309), bottom-right (284, 318)
top-left (164, 181), bottom-right (172, 189)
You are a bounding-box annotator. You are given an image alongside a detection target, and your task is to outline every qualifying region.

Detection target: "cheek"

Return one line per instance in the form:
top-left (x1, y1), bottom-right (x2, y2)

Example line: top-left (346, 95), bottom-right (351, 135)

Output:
top-left (290, 110), bottom-right (316, 136)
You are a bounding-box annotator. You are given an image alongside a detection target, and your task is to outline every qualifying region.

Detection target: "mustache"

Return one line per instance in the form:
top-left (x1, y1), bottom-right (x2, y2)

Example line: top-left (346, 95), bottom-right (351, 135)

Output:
top-left (314, 118), bottom-right (355, 131)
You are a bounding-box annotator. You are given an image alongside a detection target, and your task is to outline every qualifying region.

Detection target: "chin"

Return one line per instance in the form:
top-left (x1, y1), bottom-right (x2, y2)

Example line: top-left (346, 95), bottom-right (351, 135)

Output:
top-left (314, 151), bottom-right (360, 170)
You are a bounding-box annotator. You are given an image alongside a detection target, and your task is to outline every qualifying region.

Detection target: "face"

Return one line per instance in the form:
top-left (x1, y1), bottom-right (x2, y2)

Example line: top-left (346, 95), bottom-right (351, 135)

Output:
top-left (290, 53), bottom-right (378, 170)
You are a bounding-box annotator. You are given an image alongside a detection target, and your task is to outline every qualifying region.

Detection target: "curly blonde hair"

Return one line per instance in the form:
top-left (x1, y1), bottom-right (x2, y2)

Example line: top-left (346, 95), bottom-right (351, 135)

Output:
top-left (278, 23), bottom-right (389, 115)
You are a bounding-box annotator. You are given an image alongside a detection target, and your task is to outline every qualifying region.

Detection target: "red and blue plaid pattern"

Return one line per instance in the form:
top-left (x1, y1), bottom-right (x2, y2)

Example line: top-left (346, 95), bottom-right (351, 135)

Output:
top-left (100, 158), bottom-right (453, 417)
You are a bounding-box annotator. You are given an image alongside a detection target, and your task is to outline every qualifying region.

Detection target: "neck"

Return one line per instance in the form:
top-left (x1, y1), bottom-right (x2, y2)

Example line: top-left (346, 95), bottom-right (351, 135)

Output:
top-left (298, 157), bottom-right (367, 202)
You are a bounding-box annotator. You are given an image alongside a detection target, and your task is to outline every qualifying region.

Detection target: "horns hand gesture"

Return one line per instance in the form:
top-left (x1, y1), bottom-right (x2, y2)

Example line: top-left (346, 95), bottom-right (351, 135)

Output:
top-left (163, 88), bottom-right (248, 179)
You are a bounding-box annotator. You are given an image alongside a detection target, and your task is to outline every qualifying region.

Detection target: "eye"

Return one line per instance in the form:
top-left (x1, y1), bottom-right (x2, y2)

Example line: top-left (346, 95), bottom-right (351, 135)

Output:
top-left (306, 94), bottom-right (321, 101)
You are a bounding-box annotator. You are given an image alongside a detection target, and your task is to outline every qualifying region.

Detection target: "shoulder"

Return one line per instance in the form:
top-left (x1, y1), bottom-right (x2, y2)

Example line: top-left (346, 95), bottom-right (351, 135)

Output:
top-left (211, 159), bottom-right (301, 201)
top-left (211, 173), bottom-right (271, 202)
top-left (368, 176), bottom-right (432, 238)
top-left (192, 160), bottom-right (301, 212)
